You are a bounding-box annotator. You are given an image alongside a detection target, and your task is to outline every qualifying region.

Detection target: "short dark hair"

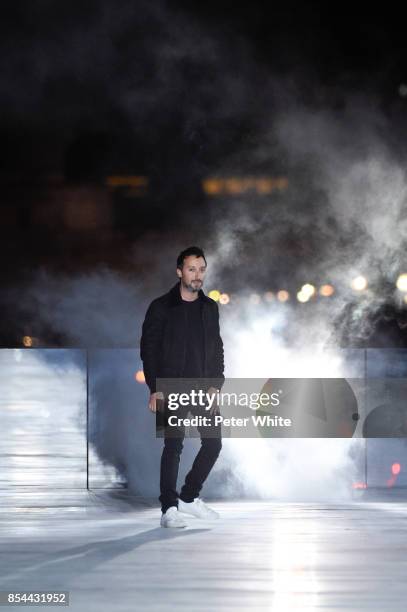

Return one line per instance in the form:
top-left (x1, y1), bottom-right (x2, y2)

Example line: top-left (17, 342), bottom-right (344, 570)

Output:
top-left (176, 246), bottom-right (207, 269)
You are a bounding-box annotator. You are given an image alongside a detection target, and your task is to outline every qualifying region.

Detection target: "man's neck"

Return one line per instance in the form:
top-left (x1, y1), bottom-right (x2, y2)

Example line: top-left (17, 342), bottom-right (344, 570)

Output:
top-left (179, 283), bottom-right (199, 302)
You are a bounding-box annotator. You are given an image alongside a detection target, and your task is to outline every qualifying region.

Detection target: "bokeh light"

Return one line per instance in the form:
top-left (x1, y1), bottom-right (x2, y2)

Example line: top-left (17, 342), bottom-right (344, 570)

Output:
top-left (396, 273), bottom-right (407, 292)
top-left (135, 370), bottom-right (145, 383)
top-left (351, 275), bottom-right (367, 291)
top-left (319, 284), bottom-right (335, 297)
top-left (392, 462), bottom-right (401, 475)
top-left (208, 290), bottom-right (221, 301)
top-left (277, 290), bottom-right (290, 302)
top-left (301, 283), bottom-right (315, 298)
top-left (297, 291), bottom-right (309, 303)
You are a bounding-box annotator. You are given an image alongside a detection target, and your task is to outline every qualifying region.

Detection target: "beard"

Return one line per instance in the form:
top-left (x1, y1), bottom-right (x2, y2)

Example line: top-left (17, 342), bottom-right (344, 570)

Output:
top-left (184, 279), bottom-right (202, 292)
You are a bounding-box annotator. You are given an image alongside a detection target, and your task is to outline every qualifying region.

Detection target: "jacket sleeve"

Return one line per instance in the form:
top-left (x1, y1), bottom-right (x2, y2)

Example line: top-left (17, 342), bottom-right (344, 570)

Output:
top-left (140, 300), bottom-right (166, 394)
top-left (212, 302), bottom-right (225, 390)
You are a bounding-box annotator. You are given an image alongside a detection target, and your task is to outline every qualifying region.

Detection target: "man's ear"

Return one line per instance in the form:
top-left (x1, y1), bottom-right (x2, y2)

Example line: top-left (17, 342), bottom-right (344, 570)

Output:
top-left (176, 268), bottom-right (182, 279)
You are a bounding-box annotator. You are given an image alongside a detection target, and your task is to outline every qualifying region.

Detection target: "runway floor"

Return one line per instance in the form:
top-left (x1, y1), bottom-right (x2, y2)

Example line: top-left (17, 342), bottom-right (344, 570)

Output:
top-left (0, 490), bottom-right (406, 611)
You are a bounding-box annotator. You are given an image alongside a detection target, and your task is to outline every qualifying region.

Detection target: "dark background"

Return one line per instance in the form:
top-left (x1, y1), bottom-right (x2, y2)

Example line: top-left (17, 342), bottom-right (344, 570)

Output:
top-left (2, 1), bottom-right (407, 347)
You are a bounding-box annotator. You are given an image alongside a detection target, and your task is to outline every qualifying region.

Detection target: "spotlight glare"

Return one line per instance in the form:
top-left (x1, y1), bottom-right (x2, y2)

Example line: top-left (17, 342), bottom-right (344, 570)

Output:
top-left (351, 275), bottom-right (367, 291)
top-left (297, 291), bottom-right (309, 303)
top-left (219, 293), bottom-right (230, 305)
top-left (396, 273), bottom-right (407, 292)
top-left (301, 283), bottom-right (315, 297)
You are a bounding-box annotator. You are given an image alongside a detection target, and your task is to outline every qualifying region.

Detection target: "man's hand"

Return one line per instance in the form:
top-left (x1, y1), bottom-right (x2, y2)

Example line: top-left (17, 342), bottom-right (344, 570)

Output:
top-left (148, 391), bottom-right (164, 413)
top-left (207, 386), bottom-right (220, 415)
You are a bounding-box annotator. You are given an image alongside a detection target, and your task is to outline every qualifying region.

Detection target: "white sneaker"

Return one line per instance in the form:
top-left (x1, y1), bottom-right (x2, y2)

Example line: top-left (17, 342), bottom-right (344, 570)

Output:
top-left (160, 506), bottom-right (187, 528)
top-left (178, 497), bottom-right (219, 520)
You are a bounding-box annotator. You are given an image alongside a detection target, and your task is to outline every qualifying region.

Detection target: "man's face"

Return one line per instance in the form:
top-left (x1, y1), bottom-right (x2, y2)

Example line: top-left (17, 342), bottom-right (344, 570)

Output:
top-left (177, 255), bottom-right (207, 292)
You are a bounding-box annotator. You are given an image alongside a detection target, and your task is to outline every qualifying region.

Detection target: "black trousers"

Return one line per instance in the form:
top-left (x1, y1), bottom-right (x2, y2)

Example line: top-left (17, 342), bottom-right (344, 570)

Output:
top-left (158, 401), bottom-right (222, 513)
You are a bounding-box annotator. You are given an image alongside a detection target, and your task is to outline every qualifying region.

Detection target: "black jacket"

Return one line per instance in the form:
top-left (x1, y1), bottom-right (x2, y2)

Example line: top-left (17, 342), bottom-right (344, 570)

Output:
top-left (140, 281), bottom-right (225, 393)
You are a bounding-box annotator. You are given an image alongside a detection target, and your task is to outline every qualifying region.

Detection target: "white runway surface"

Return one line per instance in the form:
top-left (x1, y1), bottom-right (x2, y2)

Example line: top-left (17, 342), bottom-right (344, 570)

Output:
top-left (1, 491), bottom-right (407, 611)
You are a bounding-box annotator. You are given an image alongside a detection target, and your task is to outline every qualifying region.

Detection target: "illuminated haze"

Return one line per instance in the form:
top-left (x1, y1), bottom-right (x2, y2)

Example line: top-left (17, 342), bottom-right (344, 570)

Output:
top-left (6, 0), bottom-right (407, 500)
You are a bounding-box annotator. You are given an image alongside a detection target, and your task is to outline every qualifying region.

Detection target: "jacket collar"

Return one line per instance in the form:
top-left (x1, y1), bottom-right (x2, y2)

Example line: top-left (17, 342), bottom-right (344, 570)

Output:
top-left (169, 280), bottom-right (210, 306)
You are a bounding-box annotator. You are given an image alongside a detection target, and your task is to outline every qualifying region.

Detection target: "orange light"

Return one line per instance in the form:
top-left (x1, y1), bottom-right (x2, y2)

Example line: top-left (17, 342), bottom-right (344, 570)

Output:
top-left (276, 177), bottom-right (289, 190)
top-left (256, 178), bottom-right (274, 194)
top-left (106, 176), bottom-right (149, 197)
top-left (202, 178), bottom-right (223, 195)
top-left (320, 284), bottom-right (335, 297)
top-left (106, 175), bottom-right (148, 188)
top-left (202, 176), bottom-right (289, 196)
top-left (22, 336), bottom-right (33, 347)
top-left (135, 370), bottom-right (145, 383)
top-left (225, 178), bottom-right (243, 194)
top-left (277, 290), bottom-right (289, 302)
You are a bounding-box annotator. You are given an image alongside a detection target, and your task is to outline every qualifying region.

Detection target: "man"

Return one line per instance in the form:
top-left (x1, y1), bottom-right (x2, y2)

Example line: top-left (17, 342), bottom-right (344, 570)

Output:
top-left (140, 246), bottom-right (224, 528)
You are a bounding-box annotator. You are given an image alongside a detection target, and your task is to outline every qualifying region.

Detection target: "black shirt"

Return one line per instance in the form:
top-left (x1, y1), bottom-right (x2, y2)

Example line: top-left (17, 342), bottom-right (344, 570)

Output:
top-left (181, 298), bottom-right (205, 378)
